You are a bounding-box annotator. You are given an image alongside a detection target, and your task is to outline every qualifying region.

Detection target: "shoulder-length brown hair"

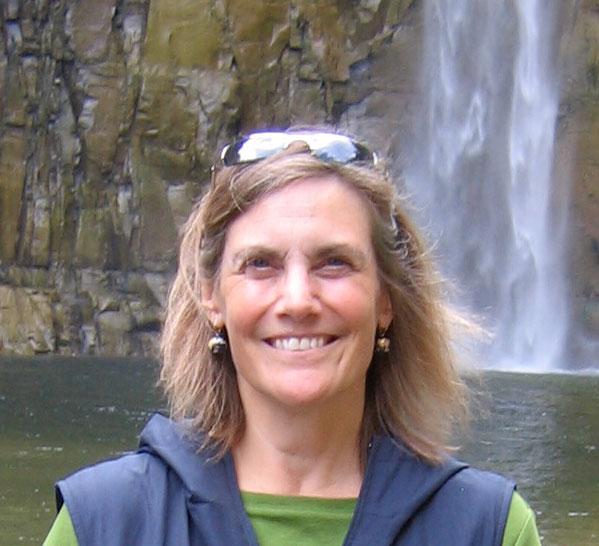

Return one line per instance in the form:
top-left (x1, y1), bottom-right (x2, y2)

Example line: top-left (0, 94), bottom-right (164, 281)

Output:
top-left (160, 142), bottom-right (469, 464)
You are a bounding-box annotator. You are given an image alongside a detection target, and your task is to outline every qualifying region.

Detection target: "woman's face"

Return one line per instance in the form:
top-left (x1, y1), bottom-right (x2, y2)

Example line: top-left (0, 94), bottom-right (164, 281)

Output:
top-left (202, 176), bottom-right (392, 412)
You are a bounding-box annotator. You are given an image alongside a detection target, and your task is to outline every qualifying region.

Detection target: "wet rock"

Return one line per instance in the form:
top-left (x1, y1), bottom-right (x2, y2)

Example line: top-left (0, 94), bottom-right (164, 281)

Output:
top-left (5, 21), bottom-right (23, 57)
top-left (129, 299), bottom-right (162, 332)
top-left (79, 270), bottom-right (120, 312)
top-left (29, 196), bottom-right (52, 267)
top-left (96, 310), bottom-right (134, 355)
top-left (557, 1), bottom-right (599, 339)
top-left (116, 185), bottom-right (135, 240)
top-left (66, 0), bottom-right (117, 63)
top-left (4, 65), bottom-right (26, 128)
top-left (54, 300), bottom-right (83, 352)
top-left (4, 0), bottom-right (20, 20)
top-left (74, 209), bottom-right (110, 268)
top-left (0, 285), bottom-right (56, 355)
top-left (136, 331), bottom-right (161, 358)
top-left (166, 182), bottom-right (195, 228)
top-left (143, 272), bottom-right (171, 307)
top-left (121, 272), bottom-right (155, 299)
top-left (0, 129), bottom-right (27, 262)
top-left (143, 0), bottom-right (225, 69)
top-left (583, 298), bottom-right (599, 334)
top-left (80, 323), bottom-right (98, 355)
top-left (134, 69), bottom-right (199, 178)
top-left (137, 169), bottom-right (178, 271)
top-left (4, 265), bottom-right (51, 289)
top-left (227, 0), bottom-right (289, 74)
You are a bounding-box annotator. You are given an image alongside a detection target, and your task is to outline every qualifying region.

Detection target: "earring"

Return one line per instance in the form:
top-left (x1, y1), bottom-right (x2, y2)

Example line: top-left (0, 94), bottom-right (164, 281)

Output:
top-left (208, 329), bottom-right (227, 355)
top-left (375, 329), bottom-right (390, 354)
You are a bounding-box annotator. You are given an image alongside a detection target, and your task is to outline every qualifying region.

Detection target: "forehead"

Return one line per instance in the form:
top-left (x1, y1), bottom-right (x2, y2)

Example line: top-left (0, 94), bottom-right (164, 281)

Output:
top-left (224, 175), bottom-right (374, 247)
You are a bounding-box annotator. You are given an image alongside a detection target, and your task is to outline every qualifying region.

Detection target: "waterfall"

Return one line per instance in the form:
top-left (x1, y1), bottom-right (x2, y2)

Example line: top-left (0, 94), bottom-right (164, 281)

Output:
top-left (405, 0), bottom-right (569, 370)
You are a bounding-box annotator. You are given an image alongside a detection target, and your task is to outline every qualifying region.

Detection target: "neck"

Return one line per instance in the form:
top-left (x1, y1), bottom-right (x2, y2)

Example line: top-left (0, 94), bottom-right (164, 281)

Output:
top-left (232, 391), bottom-right (365, 498)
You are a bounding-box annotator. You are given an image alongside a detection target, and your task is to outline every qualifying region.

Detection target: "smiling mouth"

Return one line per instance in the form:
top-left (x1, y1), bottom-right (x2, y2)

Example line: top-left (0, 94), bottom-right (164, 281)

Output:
top-left (266, 336), bottom-right (336, 352)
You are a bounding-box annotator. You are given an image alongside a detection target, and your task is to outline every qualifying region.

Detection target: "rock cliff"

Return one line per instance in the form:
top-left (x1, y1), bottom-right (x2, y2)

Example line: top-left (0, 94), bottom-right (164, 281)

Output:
top-left (0, 0), bottom-right (597, 358)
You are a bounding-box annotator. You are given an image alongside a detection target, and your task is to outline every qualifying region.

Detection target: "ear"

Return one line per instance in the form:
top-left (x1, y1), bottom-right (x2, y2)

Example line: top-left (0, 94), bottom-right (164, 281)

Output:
top-left (377, 285), bottom-right (393, 331)
top-left (200, 279), bottom-right (225, 329)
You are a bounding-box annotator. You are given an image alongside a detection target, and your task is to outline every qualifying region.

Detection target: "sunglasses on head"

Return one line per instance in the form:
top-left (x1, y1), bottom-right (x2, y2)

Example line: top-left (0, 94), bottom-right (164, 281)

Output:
top-left (219, 131), bottom-right (378, 167)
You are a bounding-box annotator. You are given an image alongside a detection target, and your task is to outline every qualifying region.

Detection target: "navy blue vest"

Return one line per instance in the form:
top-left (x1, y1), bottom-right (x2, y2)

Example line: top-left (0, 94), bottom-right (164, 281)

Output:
top-left (56, 414), bottom-right (514, 545)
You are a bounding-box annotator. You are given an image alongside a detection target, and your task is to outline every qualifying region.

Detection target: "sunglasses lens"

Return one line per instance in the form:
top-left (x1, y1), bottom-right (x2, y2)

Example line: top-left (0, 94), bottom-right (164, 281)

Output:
top-left (220, 132), bottom-right (374, 167)
top-left (221, 133), bottom-right (284, 165)
top-left (311, 139), bottom-right (370, 163)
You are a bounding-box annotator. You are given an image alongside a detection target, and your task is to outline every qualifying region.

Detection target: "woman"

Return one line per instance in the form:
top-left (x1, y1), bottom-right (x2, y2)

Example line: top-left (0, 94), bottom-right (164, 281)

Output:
top-left (44, 130), bottom-right (540, 545)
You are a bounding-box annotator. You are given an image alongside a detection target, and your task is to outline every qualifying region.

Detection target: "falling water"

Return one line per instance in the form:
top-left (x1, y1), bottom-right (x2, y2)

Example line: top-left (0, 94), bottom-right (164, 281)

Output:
top-left (406, 0), bottom-right (569, 370)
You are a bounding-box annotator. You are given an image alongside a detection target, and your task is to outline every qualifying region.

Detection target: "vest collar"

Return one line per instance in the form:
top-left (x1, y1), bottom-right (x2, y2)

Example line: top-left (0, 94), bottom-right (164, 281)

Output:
top-left (138, 413), bottom-right (470, 544)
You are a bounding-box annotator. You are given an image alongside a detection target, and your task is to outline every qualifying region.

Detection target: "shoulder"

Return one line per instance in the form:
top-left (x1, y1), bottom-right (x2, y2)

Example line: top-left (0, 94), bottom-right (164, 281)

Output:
top-left (434, 464), bottom-right (515, 526)
top-left (371, 435), bottom-right (514, 503)
top-left (57, 451), bottom-right (173, 544)
top-left (412, 463), bottom-right (515, 546)
top-left (53, 415), bottom-right (235, 545)
top-left (376, 436), bottom-right (515, 501)
top-left (443, 465), bottom-right (515, 503)
top-left (362, 437), bottom-right (516, 546)
top-left (57, 450), bottom-right (167, 508)
top-left (56, 413), bottom-right (209, 510)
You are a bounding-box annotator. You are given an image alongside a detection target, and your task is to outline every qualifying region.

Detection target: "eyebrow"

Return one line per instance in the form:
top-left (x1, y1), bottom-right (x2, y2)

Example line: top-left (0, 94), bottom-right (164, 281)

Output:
top-left (230, 243), bottom-right (369, 269)
top-left (230, 246), bottom-right (281, 269)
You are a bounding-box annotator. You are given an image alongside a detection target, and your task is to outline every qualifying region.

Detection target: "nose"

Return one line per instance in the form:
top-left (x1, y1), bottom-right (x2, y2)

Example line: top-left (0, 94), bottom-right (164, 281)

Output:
top-left (275, 263), bottom-right (320, 319)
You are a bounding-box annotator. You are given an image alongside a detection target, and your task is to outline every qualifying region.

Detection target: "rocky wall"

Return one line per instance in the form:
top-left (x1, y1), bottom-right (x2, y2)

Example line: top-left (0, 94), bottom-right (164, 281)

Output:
top-left (557, 0), bottom-right (599, 357)
top-left (0, 0), bottom-right (597, 358)
top-left (0, 0), bottom-right (416, 356)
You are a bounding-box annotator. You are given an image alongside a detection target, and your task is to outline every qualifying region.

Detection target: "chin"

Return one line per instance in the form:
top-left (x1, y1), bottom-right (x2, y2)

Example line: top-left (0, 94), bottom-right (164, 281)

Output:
top-left (270, 384), bottom-right (331, 408)
top-left (268, 375), bottom-right (357, 410)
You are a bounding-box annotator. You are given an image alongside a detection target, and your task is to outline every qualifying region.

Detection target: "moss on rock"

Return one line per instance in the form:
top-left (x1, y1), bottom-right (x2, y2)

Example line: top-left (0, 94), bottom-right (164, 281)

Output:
top-left (0, 129), bottom-right (27, 263)
top-left (0, 285), bottom-right (56, 355)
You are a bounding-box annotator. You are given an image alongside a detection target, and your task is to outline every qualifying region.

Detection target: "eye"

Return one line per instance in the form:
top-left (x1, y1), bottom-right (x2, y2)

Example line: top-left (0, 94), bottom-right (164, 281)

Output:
top-left (246, 257), bottom-right (271, 269)
top-left (324, 257), bottom-right (348, 267)
top-left (241, 255), bottom-right (278, 279)
top-left (318, 256), bottom-right (353, 276)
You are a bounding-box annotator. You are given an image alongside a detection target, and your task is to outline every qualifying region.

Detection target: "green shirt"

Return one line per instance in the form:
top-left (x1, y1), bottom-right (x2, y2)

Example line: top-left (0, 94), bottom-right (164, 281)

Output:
top-left (43, 490), bottom-right (540, 546)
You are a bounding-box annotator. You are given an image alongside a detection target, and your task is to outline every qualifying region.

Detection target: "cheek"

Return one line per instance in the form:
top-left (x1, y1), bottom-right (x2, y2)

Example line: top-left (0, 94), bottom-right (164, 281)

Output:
top-left (326, 280), bottom-right (381, 327)
top-left (219, 280), bottom-right (270, 335)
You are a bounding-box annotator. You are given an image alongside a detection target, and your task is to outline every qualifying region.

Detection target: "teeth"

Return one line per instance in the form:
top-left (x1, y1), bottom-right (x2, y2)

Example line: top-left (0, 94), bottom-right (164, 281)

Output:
top-left (273, 337), bottom-right (327, 351)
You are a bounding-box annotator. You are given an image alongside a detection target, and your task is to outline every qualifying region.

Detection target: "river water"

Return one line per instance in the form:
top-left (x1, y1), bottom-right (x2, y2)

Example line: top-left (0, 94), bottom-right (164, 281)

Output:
top-left (1, 357), bottom-right (597, 545)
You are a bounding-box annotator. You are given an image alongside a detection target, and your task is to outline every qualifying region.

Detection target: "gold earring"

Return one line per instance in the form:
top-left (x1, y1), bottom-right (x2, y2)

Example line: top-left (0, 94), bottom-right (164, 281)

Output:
top-left (375, 329), bottom-right (390, 354)
top-left (208, 329), bottom-right (227, 355)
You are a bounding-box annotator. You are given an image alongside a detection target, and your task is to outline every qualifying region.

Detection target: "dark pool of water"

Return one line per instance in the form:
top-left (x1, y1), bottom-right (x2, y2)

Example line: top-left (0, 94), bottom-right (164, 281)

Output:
top-left (460, 372), bottom-right (599, 545)
top-left (0, 357), bottom-right (597, 545)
